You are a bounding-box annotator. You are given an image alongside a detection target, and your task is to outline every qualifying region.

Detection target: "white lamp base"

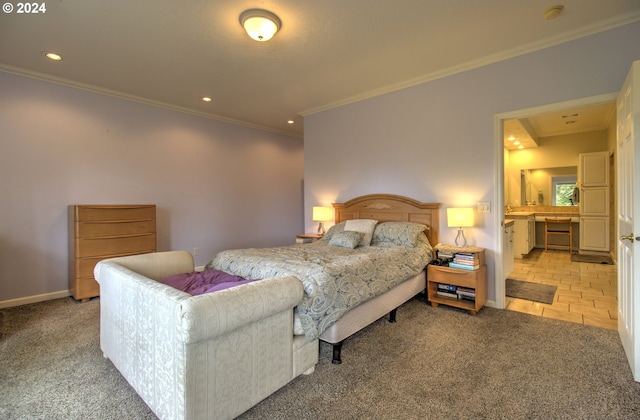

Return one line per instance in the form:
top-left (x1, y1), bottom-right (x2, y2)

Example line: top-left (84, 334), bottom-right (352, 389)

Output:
top-left (454, 228), bottom-right (467, 247)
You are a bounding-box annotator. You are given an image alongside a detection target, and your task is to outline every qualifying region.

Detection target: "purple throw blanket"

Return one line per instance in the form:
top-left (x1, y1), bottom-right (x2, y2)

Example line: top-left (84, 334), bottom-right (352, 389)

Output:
top-left (160, 269), bottom-right (258, 296)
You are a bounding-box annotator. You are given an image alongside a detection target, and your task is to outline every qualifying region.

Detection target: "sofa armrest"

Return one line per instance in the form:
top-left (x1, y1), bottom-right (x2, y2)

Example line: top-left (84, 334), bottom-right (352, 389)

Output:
top-left (95, 258), bottom-right (193, 311)
top-left (178, 275), bottom-right (303, 343)
top-left (95, 250), bottom-right (194, 281)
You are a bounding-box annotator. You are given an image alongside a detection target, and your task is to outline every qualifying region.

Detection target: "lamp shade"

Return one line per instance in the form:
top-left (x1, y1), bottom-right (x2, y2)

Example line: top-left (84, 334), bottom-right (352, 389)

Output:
top-left (447, 208), bottom-right (474, 228)
top-left (312, 206), bottom-right (333, 222)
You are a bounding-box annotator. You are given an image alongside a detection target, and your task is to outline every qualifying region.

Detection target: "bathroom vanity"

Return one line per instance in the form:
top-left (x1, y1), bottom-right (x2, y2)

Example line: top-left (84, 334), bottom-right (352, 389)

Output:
top-left (506, 208), bottom-right (579, 258)
top-left (509, 212), bottom-right (536, 258)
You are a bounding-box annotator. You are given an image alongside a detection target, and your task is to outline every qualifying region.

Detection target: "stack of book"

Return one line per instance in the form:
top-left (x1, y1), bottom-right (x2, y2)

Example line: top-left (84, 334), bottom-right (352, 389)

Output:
top-left (436, 283), bottom-right (458, 299)
top-left (456, 286), bottom-right (476, 302)
top-left (436, 248), bottom-right (455, 260)
top-left (448, 252), bottom-right (480, 270)
top-left (435, 283), bottom-right (476, 302)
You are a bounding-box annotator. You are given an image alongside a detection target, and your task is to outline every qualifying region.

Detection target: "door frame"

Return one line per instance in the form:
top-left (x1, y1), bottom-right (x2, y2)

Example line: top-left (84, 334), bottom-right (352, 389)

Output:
top-left (492, 92), bottom-right (618, 309)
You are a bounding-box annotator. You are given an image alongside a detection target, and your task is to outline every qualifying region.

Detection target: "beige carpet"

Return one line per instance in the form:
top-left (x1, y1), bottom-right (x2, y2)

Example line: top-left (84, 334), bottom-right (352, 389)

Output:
top-left (2, 296), bottom-right (640, 419)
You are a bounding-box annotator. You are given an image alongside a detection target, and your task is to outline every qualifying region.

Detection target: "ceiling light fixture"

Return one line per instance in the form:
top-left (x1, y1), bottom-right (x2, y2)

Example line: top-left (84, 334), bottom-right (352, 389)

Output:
top-left (240, 9), bottom-right (281, 42)
top-left (543, 5), bottom-right (564, 20)
top-left (202, 97), bottom-right (212, 102)
top-left (43, 52), bottom-right (63, 61)
top-left (287, 120), bottom-right (294, 124)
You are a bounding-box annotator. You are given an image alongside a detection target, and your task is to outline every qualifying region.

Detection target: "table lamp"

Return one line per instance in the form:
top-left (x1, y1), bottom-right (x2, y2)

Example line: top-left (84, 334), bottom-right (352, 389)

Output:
top-left (447, 207), bottom-right (474, 247)
top-left (312, 206), bottom-right (333, 235)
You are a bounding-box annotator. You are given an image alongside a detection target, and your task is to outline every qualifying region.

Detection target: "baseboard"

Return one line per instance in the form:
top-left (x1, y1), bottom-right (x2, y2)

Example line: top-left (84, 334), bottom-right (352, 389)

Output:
top-left (0, 290), bottom-right (71, 309)
top-left (1, 268), bottom-right (207, 308)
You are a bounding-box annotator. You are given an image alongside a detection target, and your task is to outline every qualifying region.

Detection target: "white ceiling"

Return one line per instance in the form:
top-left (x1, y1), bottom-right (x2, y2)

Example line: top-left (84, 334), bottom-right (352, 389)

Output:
top-left (527, 102), bottom-right (617, 137)
top-left (1, 1), bottom-right (639, 139)
top-left (504, 102), bottom-right (617, 150)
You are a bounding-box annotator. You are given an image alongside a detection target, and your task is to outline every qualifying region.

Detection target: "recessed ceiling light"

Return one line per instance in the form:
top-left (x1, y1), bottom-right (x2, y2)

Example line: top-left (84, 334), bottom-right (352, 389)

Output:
top-left (202, 97), bottom-right (212, 102)
top-left (287, 120), bottom-right (294, 125)
top-left (514, 141), bottom-right (521, 145)
top-left (508, 136), bottom-right (516, 141)
top-left (518, 145), bottom-right (524, 149)
top-left (43, 52), bottom-right (63, 61)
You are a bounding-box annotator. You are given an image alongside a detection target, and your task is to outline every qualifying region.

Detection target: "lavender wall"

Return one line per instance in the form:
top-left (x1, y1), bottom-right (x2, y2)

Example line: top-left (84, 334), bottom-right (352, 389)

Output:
top-left (0, 72), bottom-right (304, 303)
top-left (303, 22), bottom-right (640, 305)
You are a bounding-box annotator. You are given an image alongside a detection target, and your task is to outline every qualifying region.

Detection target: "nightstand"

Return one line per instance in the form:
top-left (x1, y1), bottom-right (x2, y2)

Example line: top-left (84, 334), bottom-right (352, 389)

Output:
top-left (427, 247), bottom-right (486, 316)
top-left (296, 233), bottom-right (323, 244)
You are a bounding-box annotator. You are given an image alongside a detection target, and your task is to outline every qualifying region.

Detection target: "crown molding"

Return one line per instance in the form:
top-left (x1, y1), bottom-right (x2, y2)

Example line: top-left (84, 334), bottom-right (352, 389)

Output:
top-left (0, 64), bottom-right (303, 140)
top-left (300, 10), bottom-right (640, 117)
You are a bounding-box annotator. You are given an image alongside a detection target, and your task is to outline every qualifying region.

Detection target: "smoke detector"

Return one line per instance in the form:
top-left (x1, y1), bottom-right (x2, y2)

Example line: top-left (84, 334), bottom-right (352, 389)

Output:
top-left (544, 5), bottom-right (564, 20)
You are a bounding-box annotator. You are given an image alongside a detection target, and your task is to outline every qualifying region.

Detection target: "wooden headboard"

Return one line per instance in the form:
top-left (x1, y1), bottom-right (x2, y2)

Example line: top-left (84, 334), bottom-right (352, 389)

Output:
top-left (332, 194), bottom-right (441, 245)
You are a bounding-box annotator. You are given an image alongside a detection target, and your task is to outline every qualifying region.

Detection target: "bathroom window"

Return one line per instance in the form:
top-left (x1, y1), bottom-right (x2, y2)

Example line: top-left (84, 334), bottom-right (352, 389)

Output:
top-left (552, 175), bottom-right (577, 206)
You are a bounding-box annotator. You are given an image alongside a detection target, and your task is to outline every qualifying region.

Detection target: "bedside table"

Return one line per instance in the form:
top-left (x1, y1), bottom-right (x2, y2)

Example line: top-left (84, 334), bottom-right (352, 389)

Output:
top-left (427, 248), bottom-right (486, 316)
top-left (296, 233), bottom-right (323, 244)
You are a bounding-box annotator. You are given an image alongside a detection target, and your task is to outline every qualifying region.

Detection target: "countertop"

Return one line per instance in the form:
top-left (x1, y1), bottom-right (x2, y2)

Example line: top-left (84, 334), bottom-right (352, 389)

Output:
top-left (505, 211), bottom-right (579, 222)
top-left (505, 211), bottom-right (534, 217)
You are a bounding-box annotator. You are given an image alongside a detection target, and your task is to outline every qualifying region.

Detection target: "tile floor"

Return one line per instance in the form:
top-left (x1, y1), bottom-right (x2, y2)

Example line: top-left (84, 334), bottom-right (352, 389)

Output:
top-left (506, 248), bottom-right (618, 330)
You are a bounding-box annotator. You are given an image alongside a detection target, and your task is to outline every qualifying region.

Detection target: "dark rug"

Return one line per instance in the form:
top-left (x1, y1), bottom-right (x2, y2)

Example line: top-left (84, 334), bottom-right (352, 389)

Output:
top-left (571, 254), bottom-right (614, 265)
top-left (506, 279), bottom-right (557, 304)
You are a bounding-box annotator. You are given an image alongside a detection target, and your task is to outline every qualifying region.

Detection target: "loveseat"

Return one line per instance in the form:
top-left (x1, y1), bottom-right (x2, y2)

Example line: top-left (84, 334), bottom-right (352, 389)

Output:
top-left (94, 251), bottom-right (319, 420)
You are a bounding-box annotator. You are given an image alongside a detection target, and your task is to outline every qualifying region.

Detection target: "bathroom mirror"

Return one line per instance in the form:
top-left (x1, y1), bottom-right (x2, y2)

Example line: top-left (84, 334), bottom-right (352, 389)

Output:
top-left (514, 166), bottom-right (578, 207)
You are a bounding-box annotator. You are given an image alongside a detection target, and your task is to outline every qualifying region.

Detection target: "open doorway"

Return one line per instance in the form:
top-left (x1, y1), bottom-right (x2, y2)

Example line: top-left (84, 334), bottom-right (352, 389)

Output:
top-left (494, 93), bottom-right (618, 330)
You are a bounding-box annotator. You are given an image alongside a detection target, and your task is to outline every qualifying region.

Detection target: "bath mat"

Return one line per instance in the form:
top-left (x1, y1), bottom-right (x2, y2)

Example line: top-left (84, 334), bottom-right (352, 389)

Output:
top-left (506, 279), bottom-right (557, 305)
top-left (571, 254), bottom-right (614, 265)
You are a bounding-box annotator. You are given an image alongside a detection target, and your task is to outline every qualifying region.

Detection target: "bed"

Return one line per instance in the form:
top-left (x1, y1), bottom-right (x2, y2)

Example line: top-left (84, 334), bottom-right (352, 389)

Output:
top-left (206, 194), bottom-right (440, 363)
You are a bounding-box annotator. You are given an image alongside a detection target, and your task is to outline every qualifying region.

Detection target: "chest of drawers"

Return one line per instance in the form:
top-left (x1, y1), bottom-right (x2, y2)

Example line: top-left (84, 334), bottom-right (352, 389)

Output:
top-left (68, 205), bottom-right (156, 301)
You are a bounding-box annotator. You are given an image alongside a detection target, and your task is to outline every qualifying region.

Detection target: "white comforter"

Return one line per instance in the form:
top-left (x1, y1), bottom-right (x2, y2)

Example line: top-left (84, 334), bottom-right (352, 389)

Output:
top-left (205, 233), bottom-right (433, 340)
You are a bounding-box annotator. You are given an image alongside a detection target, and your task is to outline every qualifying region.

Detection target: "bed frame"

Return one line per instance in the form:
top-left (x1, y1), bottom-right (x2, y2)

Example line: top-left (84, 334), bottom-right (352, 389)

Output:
top-left (318, 194), bottom-right (440, 363)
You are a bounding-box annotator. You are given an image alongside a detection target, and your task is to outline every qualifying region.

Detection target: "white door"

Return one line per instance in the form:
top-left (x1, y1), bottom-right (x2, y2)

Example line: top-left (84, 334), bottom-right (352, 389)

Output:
top-left (617, 60), bottom-right (640, 382)
top-left (580, 187), bottom-right (610, 216)
top-left (579, 151), bottom-right (610, 186)
top-left (580, 216), bottom-right (610, 252)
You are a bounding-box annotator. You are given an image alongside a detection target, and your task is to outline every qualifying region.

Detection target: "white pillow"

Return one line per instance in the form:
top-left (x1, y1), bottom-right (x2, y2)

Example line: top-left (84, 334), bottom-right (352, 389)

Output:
top-left (344, 219), bottom-right (378, 247)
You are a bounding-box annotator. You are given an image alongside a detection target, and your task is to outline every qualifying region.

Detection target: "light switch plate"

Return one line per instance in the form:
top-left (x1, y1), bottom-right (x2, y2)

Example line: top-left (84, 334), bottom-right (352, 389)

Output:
top-left (477, 201), bottom-right (491, 213)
